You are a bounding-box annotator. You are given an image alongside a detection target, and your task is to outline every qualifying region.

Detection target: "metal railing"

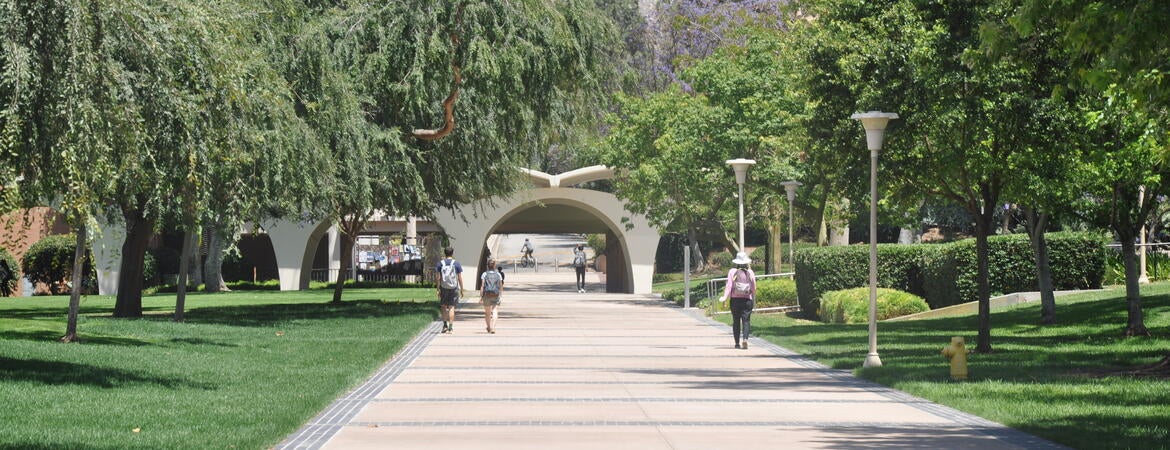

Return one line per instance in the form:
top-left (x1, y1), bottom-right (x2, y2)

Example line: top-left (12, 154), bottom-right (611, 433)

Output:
top-left (309, 268), bottom-right (433, 285)
top-left (705, 272), bottom-right (795, 300)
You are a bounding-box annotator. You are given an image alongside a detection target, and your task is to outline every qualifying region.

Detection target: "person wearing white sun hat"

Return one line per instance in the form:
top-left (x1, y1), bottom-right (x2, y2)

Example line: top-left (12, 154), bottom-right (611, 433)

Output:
top-left (719, 251), bottom-right (757, 349)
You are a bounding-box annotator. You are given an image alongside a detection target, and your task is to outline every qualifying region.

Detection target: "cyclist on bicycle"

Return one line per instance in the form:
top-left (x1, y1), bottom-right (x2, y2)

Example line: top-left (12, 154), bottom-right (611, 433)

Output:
top-left (520, 238), bottom-right (534, 261)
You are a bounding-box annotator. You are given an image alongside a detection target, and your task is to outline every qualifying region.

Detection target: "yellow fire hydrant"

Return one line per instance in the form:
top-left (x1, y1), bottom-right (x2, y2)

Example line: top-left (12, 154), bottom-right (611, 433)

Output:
top-left (941, 336), bottom-right (969, 380)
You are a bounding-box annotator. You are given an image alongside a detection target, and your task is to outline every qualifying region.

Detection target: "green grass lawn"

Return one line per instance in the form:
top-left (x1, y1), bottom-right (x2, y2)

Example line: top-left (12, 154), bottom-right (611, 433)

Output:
top-left (724, 284), bottom-right (1170, 449)
top-left (0, 288), bottom-right (437, 450)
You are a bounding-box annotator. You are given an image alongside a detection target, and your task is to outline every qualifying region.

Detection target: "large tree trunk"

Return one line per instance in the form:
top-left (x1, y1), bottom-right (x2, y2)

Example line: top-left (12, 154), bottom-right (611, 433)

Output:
top-left (203, 227), bottom-right (229, 293)
top-left (187, 229), bottom-right (202, 290)
top-left (1021, 207), bottom-right (1056, 325)
top-left (61, 223), bottom-right (86, 343)
top-left (174, 228), bottom-right (196, 322)
top-left (767, 220), bottom-right (782, 273)
top-left (114, 210), bottom-right (153, 318)
top-left (686, 226), bottom-right (703, 271)
top-left (332, 230), bottom-right (354, 304)
top-left (973, 206), bottom-right (995, 353)
top-left (1118, 231), bottom-right (1149, 336)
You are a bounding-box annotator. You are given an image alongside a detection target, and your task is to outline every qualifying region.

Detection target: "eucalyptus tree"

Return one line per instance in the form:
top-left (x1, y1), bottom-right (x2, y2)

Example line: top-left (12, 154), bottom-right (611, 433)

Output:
top-left (1066, 97), bottom-right (1166, 337)
top-left (681, 24), bottom-right (806, 269)
top-left (1017, 1), bottom-right (1170, 133)
top-left (600, 87), bottom-right (737, 267)
top-left (599, 10), bottom-right (803, 270)
top-left (977, 0), bottom-right (1085, 326)
top-left (795, 0), bottom-right (1084, 352)
top-left (1015, 0), bottom-right (1170, 337)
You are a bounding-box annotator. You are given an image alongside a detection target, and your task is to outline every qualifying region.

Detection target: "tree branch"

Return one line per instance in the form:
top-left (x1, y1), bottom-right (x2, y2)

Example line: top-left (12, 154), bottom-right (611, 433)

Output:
top-left (412, 3), bottom-right (465, 141)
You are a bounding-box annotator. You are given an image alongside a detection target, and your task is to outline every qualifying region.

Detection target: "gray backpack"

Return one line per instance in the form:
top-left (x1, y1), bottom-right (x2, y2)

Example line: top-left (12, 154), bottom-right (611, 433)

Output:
top-left (482, 270), bottom-right (502, 296)
top-left (440, 259), bottom-right (459, 289)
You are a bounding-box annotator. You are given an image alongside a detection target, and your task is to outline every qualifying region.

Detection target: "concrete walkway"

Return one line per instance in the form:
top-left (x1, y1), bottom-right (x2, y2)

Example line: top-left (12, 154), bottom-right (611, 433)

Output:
top-left (278, 273), bottom-right (1064, 449)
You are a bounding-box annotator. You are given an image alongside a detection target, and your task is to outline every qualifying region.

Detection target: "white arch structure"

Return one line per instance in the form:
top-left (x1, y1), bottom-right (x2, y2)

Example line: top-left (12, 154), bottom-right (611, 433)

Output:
top-left (94, 165), bottom-right (660, 295)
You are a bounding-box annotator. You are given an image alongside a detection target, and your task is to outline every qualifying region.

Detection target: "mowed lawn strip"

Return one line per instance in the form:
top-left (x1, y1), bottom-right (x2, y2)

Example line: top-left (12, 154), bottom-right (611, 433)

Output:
top-left (0, 288), bottom-right (436, 450)
top-left (725, 284), bottom-right (1170, 450)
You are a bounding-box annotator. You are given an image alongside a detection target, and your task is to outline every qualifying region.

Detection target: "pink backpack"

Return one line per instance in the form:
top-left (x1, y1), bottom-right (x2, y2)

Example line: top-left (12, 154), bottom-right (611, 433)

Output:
top-left (731, 269), bottom-right (753, 297)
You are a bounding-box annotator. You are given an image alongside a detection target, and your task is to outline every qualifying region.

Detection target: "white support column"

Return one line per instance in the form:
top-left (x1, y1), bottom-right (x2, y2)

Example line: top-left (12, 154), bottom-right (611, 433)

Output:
top-left (261, 218), bottom-right (325, 291)
top-left (93, 215), bottom-right (125, 296)
top-left (327, 226), bottom-right (341, 282)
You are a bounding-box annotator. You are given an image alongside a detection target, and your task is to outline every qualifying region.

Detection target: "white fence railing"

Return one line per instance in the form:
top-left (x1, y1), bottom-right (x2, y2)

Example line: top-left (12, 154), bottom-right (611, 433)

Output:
top-left (705, 272), bottom-right (795, 300)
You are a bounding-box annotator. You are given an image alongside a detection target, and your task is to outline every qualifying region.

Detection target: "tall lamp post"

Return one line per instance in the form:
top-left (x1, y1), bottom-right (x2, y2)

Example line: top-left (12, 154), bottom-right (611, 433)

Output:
top-left (851, 111), bottom-right (898, 368)
top-left (779, 181), bottom-right (803, 268)
top-left (727, 159), bottom-right (757, 252)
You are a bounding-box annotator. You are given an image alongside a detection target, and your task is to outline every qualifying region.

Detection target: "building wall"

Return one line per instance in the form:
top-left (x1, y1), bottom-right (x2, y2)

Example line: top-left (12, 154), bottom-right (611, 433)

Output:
top-left (0, 207), bottom-right (72, 296)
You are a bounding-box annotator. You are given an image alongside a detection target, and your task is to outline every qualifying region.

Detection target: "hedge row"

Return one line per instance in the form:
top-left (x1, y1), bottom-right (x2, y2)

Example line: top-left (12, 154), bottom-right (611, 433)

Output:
top-left (794, 244), bottom-right (928, 315)
top-left (921, 232), bottom-right (1107, 309)
top-left (794, 232), bottom-right (1106, 317)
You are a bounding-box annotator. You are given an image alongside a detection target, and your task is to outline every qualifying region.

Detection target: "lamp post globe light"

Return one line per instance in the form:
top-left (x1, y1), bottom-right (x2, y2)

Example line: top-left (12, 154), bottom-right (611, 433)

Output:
top-left (779, 181), bottom-right (803, 267)
top-left (727, 159), bottom-right (757, 252)
top-left (850, 111), bottom-right (898, 368)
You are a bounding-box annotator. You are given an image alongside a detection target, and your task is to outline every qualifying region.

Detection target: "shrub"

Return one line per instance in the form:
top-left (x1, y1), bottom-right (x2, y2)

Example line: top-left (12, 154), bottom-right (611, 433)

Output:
top-left (819, 287), bottom-right (929, 324)
top-left (709, 251), bottom-right (733, 269)
top-left (20, 234), bottom-right (95, 294)
top-left (922, 232), bottom-right (1107, 308)
top-left (586, 234), bottom-right (606, 257)
top-left (704, 276), bottom-right (797, 315)
top-left (0, 248), bottom-right (19, 296)
top-left (663, 282), bottom-right (708, 307)
top-left (749, 246), bottom-right (767, 272)
top-left (755, 277), bottom-right (797, 308)
top-left (794, 244), bottom-right (930, 319)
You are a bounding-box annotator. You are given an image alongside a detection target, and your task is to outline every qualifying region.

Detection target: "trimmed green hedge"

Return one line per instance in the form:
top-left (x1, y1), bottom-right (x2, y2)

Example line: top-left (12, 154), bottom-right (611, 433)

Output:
top-left (819, 287), bottom-right (929, 324)
top-left (0, 248), bottom-right (19, 296)
top-left (794, 244), bottom-right (929, 317)
top-left (922, 232), bottom-right (1107, 309)
top-left (663, 282), bottom-right (708, 307)
top-left (795, 232), bottom-right (1106, 317)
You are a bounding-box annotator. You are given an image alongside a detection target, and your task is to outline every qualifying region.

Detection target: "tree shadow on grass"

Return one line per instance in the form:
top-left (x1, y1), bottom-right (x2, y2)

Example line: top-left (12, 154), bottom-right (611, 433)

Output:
top-left (0, 329), bottom-right (153, 346)
top-left (183, 299), bottom-right (437, 327)
top-left (0, 356), bottom-right (217, 389)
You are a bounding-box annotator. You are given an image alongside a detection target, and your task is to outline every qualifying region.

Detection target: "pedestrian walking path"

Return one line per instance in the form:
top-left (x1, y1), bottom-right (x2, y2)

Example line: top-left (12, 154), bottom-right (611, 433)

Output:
top-left (278, 279), bottom-right (1064, 449)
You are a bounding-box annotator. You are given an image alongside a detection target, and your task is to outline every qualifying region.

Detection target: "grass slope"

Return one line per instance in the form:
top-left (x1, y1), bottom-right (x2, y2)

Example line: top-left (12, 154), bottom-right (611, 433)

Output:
top-left (729, 284), bottom-right (1170, 449)
top-left (0, 288), bottom-right (436, 450)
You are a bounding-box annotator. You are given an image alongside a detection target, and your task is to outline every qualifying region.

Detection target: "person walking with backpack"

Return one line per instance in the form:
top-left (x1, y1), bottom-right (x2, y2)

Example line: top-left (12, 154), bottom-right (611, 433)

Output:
top-left (435, 247), bottom-right (465, 333)
top-left (480, 259), bottom-right (504, 333)
top-left (718, 252), bottom-right (757, 349)
top-left (572, 244), bottom-right (587, 293)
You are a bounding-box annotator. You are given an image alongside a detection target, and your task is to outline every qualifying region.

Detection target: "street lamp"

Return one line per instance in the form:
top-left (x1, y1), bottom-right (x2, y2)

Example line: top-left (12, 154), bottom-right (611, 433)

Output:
top-left (727, 158), bottom-right (757, 252)
top-left (851, 111), bottom-right (898, 368)
top-left (780, 181), bottom-right (803, 268)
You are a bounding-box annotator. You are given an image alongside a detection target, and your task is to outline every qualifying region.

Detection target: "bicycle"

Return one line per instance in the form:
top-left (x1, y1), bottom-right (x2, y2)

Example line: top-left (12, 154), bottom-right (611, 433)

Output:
top-left (520, 252), bottom-right (535, 268)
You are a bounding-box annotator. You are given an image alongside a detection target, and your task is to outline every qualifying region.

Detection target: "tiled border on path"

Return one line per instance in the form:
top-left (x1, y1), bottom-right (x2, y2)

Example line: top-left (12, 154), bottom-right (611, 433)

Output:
top-left (680, 308), bottom-right (1068, 450)
top-left (273, 321), bottom-right (442, 449)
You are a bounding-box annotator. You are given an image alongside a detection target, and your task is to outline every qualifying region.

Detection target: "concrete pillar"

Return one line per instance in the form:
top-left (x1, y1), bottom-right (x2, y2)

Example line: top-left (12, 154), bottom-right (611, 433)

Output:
top-left (261, 218), bottom-right (329, 291)
top-left (93, 215), bottom-right (125, 296)
top-left (327, 226), bottom-right (341, 282)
